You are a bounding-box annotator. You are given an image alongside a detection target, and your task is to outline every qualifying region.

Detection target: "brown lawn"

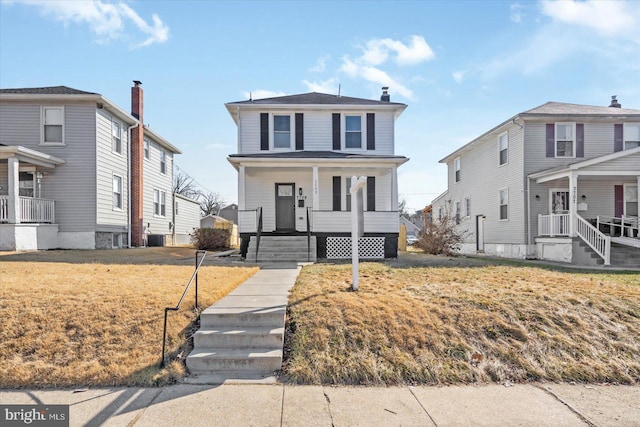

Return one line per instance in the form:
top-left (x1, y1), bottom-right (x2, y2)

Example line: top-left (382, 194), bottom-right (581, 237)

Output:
top-left (283, 255), bottom-right (640, 385)
top-left (0, 248), bottom-right (258, 388)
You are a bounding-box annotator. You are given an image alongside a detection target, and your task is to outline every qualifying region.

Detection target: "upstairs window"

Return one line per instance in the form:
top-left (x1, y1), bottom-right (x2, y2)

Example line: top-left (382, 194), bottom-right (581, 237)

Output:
top-left (112, 175), bottom-right (122, 210)
top-left (624, 123), bottom-right (640, 150)
top-left (499, 188), bottom-right (509, 220)
top-left (499, 132), bottom-right (508, 165)
top-left (454, 157), bottom-right (461, 182)
top-left (555, 123), bottom-right (575, 158)
top-left (112, 120), bottom-right (122, 154)
top-left (345, 115), bottom-right (362, 148)
top-left (42, 107), bottom-right (64, 144)
top-left (273, 115), bottom-right (291, 148)
top-left (160, 149), bottom-right (166, 174)
top-left (144, 139), bottom-right (150, 159)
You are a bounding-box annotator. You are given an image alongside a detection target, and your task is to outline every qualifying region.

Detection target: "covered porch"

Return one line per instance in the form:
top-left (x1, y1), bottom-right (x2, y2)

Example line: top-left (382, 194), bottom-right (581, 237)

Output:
top-left (0, 145), bottom-right (65, 250)
top-left (529, 148), bottom-right (640, 265)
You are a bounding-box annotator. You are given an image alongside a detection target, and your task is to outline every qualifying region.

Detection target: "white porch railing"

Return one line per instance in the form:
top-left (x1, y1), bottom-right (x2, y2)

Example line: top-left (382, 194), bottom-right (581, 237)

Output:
top-left (576, 215), bottom-right (610, 265)
top-left (0, 196), bottom-right (55, 223)
top-left (538, 213), bottom-right (570, 237)
top-left (597, 215), bottom-right (639, 238)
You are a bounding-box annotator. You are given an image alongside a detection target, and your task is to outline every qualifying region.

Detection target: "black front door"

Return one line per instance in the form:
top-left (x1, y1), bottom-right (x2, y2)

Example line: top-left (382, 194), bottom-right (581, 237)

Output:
top-left (275, 183), bottom-right (295, 231)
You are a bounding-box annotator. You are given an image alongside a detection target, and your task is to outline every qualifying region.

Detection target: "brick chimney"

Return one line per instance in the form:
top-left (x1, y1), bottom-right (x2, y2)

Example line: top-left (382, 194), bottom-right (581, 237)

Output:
top-left (380, 86), bottom-right (390, 102)
top-left (609, 95), bottom-right (621, 108)
top-left (130, 81), bottom-right (144, 246)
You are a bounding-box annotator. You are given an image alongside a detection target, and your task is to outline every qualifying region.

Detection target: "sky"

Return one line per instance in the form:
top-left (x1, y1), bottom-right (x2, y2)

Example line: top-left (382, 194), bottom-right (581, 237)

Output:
top-left (1, 0), bottom-right (639, 213)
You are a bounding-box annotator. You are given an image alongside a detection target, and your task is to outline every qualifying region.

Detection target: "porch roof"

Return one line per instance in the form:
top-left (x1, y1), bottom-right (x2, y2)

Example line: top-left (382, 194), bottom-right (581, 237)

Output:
top-left (529, 147), bottom-right (640, 183)
top-left (227, 150), bottom-right (408, 169)
top-left (0, 145), bottom-right (65, 168)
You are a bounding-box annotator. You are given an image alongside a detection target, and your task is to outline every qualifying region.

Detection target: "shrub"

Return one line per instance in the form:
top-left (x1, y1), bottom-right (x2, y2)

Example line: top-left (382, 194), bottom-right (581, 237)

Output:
top-left (415, 215), bottom-right (464, 256)
top-left (191, 227), bottom-right (230, 250)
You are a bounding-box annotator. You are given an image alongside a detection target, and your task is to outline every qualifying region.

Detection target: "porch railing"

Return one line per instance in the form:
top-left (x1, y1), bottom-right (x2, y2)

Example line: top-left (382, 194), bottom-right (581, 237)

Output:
top-left (0, 196), bottom-right (55, 223)
top-left (576, 215), bottom-right (610, 265)
top-left (597, 215), bottom-right (639, 238)
top-left (538, 213), bottom-right (570, 237)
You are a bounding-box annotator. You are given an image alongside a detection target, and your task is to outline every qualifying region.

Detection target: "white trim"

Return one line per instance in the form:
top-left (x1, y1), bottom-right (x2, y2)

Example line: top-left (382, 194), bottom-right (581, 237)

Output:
top-left (498, 131), bottom-right (509, 166)
top-left (342, 113), bottom-right (367, 151)
top-left (40, 106), bottom-right (65, 146)
top-left (153, 187), bottom-right (167, 218)
top-left (548, 188), bottom-right (569, 214)
top-left (464, 196), bottom-right (471, 218)
top-left (555, 122), bottom-right (576, 158)
top-left (499, 187), bottom-right (509, 221)
top-left (112, 173), bottom-right (123, 211)
top-left (159, 149), bottom-right (167, 175)
top-left (270, 112), bottom-right (294, 150)
top-left (454, 157), bottom-right (461, 183)
top-left (112, 118), bottom-right (123, 155)
top-left (623, 122), bottom-right (640, 150)
top-left (623, 183), bottom-right (638, 217)
top-left (143, 138), bottom-right (150, 160)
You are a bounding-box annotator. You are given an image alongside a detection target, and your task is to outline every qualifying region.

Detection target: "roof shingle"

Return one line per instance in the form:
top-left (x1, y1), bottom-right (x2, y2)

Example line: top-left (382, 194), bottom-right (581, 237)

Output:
top-left (227, 92), bottom-right (405, 106)
top-left (0, 86), bottom-right (98, 95)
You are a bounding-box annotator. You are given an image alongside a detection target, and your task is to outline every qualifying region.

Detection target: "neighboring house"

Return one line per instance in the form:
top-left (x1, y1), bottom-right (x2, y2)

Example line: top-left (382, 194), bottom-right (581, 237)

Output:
top-left (399, 216), bottom-right (421, 238)
top-left (218, 203), bottom-right (238, 224)
top-left (225, 88), bottom-right (408, 261)
top-left (432, 97), bottom-right (640, 267)
top-left (199, 214), bottom-right (240, 248)
top-left (173, 193), bottom-right (200, 245)
top-left (0, 83), bottom-right (198, 250)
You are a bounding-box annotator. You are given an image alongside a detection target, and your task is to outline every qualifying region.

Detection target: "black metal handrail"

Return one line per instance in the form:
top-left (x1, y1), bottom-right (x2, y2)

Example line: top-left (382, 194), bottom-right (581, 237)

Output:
top-left (306, 207), bottom-right (311, 262)
top-left (161, 250), bottom-right (207, 367)
top-left (255, 207), bottom-right (263, 262)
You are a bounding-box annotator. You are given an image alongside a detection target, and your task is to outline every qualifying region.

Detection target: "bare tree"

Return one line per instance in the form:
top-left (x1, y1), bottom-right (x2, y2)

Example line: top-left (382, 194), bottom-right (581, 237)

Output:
top-left (173, 168), bottom-right (201, 200)
top-left (200, 192), bottom-right (225, 217)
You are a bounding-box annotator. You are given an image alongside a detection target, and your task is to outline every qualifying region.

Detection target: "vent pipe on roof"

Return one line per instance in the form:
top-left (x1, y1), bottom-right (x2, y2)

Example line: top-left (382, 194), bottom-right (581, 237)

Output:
top-left (609, 95), bottom-right (621, 108)
top-left (381, 86), bottom-right (390, 102)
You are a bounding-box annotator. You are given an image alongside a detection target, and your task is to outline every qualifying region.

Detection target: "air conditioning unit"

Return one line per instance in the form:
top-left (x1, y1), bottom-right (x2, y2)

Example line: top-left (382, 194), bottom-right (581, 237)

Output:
top-left (147, 234), bottom-right (166, 247)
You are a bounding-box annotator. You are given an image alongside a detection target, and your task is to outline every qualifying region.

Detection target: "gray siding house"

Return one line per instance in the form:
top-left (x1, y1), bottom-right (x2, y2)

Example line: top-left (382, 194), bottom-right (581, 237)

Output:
top-left (432, 97), bottom-right (639, 267)
top-left (226, 88), bottom-right (408, 261)
top-left (0, 83), bottom-right (196, 250)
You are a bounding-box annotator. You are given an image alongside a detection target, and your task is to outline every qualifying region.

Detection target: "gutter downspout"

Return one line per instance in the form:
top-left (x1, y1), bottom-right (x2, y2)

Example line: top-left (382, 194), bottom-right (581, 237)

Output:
top-left (127, 122), bottom-right (139, 248)
top-left (526, 175), bottom-right (532, 258)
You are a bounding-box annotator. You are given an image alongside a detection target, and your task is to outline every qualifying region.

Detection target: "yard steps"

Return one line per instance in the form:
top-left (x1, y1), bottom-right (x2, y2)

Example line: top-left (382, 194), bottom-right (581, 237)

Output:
top-left (199, 307), bottom-right (286, 328)
top-left (246, 235), bottom-right (317, 262)
top-left (193, 326), bottom-right (285, 348)
top-left (186, 348), bottom-right (283, 372)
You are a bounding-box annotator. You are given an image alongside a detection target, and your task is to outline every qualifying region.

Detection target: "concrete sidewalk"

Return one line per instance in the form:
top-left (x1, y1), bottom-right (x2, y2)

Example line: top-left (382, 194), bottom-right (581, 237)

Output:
top-left (1, 383), bottom-right (638, 426)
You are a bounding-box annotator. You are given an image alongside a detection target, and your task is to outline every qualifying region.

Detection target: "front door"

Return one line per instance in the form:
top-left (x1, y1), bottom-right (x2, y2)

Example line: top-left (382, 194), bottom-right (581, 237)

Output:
top-left (275, 183), bottom-right (295, 231)
top-left (550, 189), bottom-right (569, 235)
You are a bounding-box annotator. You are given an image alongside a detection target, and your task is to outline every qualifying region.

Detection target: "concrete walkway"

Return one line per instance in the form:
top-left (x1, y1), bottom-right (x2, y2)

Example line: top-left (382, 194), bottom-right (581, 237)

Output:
top-left (1, 383), bottom-right (638, 426)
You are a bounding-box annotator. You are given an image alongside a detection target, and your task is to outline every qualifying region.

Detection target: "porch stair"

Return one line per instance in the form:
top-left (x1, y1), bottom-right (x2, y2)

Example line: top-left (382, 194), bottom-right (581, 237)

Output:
top-left (574, 239), bottom-right (640, 268)
top-left (185, 265), bottom-right (301, 384)
top-left (246, 235), bottom-right (317, 262)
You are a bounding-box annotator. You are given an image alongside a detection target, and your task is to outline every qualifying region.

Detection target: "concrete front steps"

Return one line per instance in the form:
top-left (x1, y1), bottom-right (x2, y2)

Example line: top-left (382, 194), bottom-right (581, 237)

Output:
top-left (574, 238), bottom-right (640, 268)
top-left (185, 265), bottom-right (301, 384)
top-left (246, 235), bottom-right (317, 262)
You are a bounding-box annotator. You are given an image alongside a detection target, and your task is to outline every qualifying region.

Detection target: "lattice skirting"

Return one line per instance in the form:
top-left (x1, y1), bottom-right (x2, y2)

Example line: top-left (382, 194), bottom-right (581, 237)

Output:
top-left (326, 237), bottom-right (385, 259)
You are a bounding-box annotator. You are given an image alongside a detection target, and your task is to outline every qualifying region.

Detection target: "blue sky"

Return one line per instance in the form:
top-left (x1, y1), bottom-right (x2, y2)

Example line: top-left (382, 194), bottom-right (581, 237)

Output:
top-left (1, 0), bottom-right (639, 212)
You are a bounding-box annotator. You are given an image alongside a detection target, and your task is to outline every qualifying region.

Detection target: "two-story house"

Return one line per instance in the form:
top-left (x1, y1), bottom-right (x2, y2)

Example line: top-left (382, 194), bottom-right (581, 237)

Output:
top-left (432, 97), bottom-right (640, 267)
top-left (0, 83), bottom-right (199, 250)
top-left (225, 88), bottom-right (408, 261)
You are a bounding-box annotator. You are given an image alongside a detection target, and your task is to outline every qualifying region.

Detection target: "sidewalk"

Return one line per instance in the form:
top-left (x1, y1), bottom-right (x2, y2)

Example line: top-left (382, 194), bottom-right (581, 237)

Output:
top-left (1, 383), bottom-right (638, 426)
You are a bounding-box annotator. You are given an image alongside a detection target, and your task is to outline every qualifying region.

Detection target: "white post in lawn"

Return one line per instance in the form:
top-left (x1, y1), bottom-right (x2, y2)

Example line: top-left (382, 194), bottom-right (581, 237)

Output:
top-left (350, 176), bottom-right (367, 291)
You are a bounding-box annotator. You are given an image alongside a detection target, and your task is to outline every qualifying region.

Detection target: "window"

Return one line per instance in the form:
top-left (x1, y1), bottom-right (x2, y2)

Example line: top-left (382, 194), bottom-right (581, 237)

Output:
top-left (42, 107), bottom-right (63, 144)
top-left (160, 150), bottom-right (166, 174)
top-left (112, 175), bottom-right (122, 209)
top-left (19, 172), bottom-right (34, 197)
top-left (499, 188), bottom-right (509, 220)
top-left (273, 115), bottom-right (291, 148)
top-left (625, 185), bottom-right (638, 217)
top-left (345, 177), bottom-right (352, 211)
top-left (144, 139), bottom-right (150, 159)
top-left (455, 201), bottom-right (461, 224)
top-left (454, 157), bottom-right (461, 182)
top-left (154, 189), bottom-right (166, 217)
top-left (175, 201), bottom-right (179, 215)
top-left (464, 197), bottom-right (471, 218)
top-left (112, 120), bottom-right (122, 154)
top-left (345, 115), bottom-right (362, 148)
top-left (499, 132), bottom-right (508, 165)
top-left (624, 123), bottom-right (640, 150)
top-left (438, 207), bottom-right (443, 221)
top-left (555, 123), bottom-right (575, 157)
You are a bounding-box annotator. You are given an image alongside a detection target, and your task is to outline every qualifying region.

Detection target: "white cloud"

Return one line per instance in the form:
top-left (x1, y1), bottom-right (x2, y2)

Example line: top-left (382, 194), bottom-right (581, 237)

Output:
top-left (302, 78), bottom-right (339, 94)
top-left (452, 70), bottom-right (466, 83)
top-left (360, 35), bottom-right (435, 66)
top-left (339, 56), bottom-right (414, 99)
top-left (308, 55), bottom-right (330, 73)
top-left (242, 89), bottom-right (287, 100)
top-left (6, 0), bottom-right (169, 48)
top-left (510, 3), bottom-right (526, 23)
top-left (539, 0), bottom-right (639, 38)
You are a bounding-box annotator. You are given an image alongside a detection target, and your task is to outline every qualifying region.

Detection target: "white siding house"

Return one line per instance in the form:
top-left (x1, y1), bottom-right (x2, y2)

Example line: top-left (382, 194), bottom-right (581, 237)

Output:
top-left (432, 98), bottom-right (640, 267)
top-left (0, 84), bottom-right (197, 250)
top-left (226, 89), bottom-right (408, 260)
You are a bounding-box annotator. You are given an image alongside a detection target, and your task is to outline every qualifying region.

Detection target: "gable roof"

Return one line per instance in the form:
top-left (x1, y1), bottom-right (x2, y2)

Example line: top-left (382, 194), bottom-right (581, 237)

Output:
top-left (227, 92), bottom-right (406, 106)
top-left (0, 86), bottom-right (97, 95)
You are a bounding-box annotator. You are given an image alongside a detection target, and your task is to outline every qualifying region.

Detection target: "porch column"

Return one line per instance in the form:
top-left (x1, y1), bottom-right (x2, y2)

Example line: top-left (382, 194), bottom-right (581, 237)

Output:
top-left (569, 172), bottom-right (577, 236)
top-left (7, 157), bottom-right (20, 223)
top-left (312, 166), bottom-right (319, 210)
top-left (391, 165), bottom-right (398, 211)
top-left (238, 165), bottom-right (246, 210)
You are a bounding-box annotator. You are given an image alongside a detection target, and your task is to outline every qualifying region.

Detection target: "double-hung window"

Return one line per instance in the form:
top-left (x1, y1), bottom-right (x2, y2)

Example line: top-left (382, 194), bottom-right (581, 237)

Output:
top-left (555, 123), bottom-right (575, 157)
top-left (273, 115), bottom-right (291, 148)
top-left (345, 115), bottom-right (362, 148)
top-left (144, 139), bottom-right (150, 159)
top-left (624, 123), bottom-right (640, 150)
top-left (112, 175), bottom-right (123, 210)
top-left (464, 197), bottom-right (471, 218)
top-left (499, 132), bottom-right (508, 165)
top-left (154, 189), bottom-right (166, 217)
top-left (499, 188), bottom-right (509, 220)
top-left (455, 201), bottom-right (461, 224)
top-left (112, 120), bottom-right (122, 154)
top-left (160, 149), bottom-right (166, 174)
top-left (454, 157), bottom-right (461, 182)
top-left (42, 106), bottom-right (64, 144)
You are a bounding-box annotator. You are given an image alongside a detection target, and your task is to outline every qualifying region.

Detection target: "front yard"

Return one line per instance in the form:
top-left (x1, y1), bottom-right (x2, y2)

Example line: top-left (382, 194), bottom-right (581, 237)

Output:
top-left (0, 248), bottom-right (258, 388)
top-left (283, 255), bottom-right (640, 385)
